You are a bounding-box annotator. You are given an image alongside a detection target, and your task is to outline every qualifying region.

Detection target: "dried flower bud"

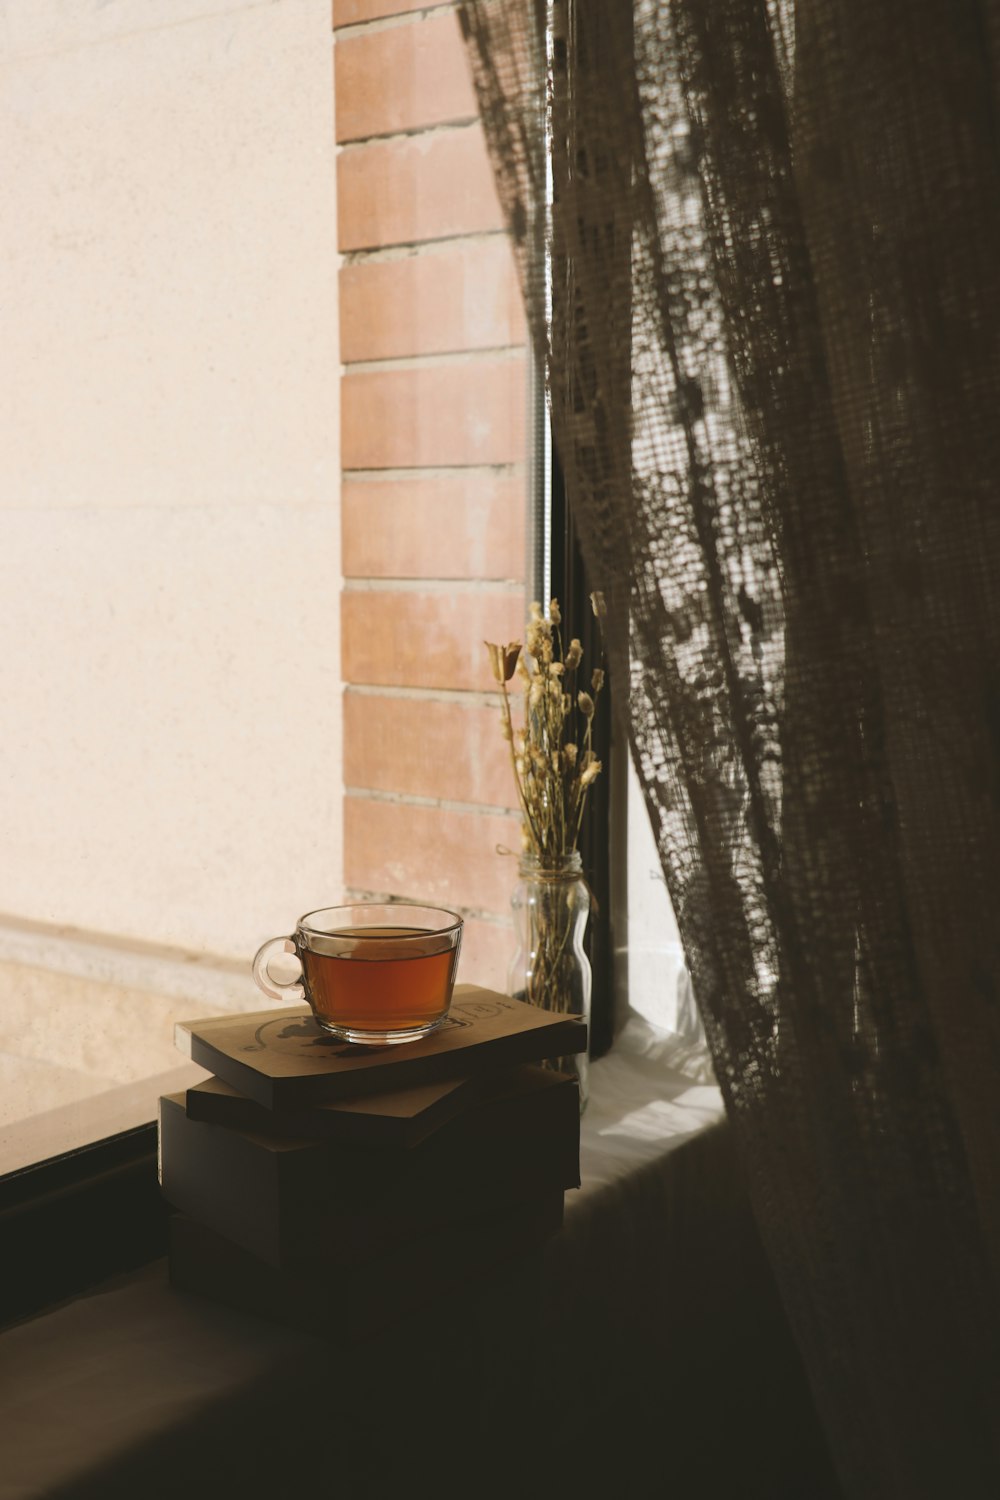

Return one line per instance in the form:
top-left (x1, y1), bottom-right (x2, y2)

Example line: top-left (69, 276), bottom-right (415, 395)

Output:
top-left (564, 742), bottom-right (578, 766)
top-left (562, 693), bottom-right (572, 714)
top-left (564, 639), bottom-right (583, 670)
top-left (526, 617), bottom-right (551, 660)
top-left (549, 661), bottom-right (564, 677)
top-left (485, 642), bottom-right (504, 684)
top-left (502, 643), bottom-right (522, 681)
top-left (580, 758), bottom-right (603, 788)
top-left (549, 598), bottom-right (562, 625)
top-left (591, 667), bottom-right (605, 693)
top-left (486, 639), bottom-right (522, 684)
top-left (578, 691), bottom-right (595, 718)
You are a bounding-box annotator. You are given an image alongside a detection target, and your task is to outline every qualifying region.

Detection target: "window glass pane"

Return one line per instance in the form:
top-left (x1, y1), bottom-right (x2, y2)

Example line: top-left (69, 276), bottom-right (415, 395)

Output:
top-left (622, 758), bottom-right (703, 1042)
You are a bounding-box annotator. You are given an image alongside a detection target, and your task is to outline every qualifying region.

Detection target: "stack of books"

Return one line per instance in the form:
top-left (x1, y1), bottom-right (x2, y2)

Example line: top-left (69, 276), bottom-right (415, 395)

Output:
top-left (160, 984), bottom-right (585, 1340)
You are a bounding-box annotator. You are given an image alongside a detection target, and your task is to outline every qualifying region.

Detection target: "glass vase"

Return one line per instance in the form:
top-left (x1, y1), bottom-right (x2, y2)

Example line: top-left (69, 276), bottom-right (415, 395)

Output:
top-left (508, 851), bottom-right (592, 1109)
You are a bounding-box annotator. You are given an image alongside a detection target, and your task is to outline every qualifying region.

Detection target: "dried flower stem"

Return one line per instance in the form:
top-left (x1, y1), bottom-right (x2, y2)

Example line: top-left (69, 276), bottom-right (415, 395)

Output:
top-left (487, 601), bottom-right (604, 867)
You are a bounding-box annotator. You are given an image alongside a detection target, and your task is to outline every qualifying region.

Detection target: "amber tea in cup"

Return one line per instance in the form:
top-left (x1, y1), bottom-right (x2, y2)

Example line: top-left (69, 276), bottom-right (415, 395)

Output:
top-left (252, 903), bottom-right (463, 1045)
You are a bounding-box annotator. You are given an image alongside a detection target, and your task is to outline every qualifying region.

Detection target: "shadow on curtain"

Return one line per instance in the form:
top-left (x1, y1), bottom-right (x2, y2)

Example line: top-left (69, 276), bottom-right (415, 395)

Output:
top-left (458, 1), bottom-right (1000, 1493)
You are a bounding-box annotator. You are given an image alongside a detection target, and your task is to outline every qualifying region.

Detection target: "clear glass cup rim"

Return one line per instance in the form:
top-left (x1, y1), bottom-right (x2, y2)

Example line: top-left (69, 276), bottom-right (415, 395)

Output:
top-left (296, 901), bottom-right (463, 940)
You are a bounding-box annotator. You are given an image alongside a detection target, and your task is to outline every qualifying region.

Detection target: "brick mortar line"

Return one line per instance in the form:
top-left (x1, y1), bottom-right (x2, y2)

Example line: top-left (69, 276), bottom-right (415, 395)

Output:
top-left (334, 3), bottom-right (459, 40)
top-left (344, 786), bottom-right (519, 818)
top-left (342, 577), bottom-right (523, 592)
top-left (341, 229), bottom-right (514, 256)
top-left (338, 116), bottom-right (480, 150)
top-left (340, 230), bottom-right (512, 266)
top-left (343, 464), bottom-right (524, 479)
top-left (344, 889), bottom-right (514, 927)
top-left (337, 119), bottom-right (479, 154)
top-left (345, 684), bottom-right (507, 706)
top-left (342, 347), bottom-right (526, 375)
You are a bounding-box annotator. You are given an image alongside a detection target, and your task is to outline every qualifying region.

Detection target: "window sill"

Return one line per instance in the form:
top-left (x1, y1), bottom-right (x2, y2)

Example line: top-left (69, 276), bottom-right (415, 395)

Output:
top-left (0, 1023), bottom-right (830, 1499)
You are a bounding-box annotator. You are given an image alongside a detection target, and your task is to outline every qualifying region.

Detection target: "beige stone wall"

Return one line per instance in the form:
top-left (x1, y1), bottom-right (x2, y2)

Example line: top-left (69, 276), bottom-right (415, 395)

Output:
top-left (0, 0), bottom-right (341, 1132)
top-left (0, 0), bottom-right (342, 966)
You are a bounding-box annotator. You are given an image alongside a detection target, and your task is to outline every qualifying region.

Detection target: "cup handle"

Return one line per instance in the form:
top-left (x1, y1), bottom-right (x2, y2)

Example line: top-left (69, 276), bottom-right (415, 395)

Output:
top-left (252, 937), bottom-right (305, 1004)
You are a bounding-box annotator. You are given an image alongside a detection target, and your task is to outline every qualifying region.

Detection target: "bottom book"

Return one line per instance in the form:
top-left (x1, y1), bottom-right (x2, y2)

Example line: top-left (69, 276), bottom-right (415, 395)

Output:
top-left (169, 1193), bottom-right (564, 1343)
top-left (160, 1065), bottom-right (579, 1272)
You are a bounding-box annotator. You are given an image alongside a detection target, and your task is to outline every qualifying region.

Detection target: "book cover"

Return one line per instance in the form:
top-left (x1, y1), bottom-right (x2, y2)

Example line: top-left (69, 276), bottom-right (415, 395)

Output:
top-left (184, 1071), bottom-right (483, 1150)
top-left (168, 1192), bottom-right (564, 1343)
top-left (159, 1065), bottom-right (580, 1271)
top-left (175, 984), bottom-right (587, 1110)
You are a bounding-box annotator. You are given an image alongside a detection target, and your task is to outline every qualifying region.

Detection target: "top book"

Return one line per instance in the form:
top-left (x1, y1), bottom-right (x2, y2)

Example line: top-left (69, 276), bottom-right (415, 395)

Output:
top-left (175, 984), bottom-right (586, 1111)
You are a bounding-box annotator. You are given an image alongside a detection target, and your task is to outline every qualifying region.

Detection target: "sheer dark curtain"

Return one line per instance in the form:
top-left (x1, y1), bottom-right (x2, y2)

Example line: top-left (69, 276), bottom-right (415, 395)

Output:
top-left (458, 1), bottom-right (1000, 1494)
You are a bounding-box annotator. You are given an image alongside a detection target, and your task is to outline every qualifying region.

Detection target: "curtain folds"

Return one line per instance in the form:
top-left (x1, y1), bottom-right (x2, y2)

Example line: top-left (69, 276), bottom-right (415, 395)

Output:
top-left (458, 1), bottom-right (1000, 1493)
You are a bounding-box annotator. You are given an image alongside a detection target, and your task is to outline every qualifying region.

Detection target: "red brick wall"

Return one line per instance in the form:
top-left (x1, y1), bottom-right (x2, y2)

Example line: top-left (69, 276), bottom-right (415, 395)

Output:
top-left (334, 0), bottom-right (527, 989)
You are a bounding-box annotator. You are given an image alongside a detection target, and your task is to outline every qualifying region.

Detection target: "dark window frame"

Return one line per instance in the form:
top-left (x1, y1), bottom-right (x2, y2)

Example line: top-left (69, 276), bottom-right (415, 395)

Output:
top-left (529, 0), bottom-right (629, 1061)
top-left (549, 448), bottom-right (615, 1060)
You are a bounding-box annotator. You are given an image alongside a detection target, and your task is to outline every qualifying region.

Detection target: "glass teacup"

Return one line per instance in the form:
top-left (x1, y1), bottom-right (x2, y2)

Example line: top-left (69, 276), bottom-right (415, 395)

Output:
top-left (252, 902), bottom-right (463, 1045)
